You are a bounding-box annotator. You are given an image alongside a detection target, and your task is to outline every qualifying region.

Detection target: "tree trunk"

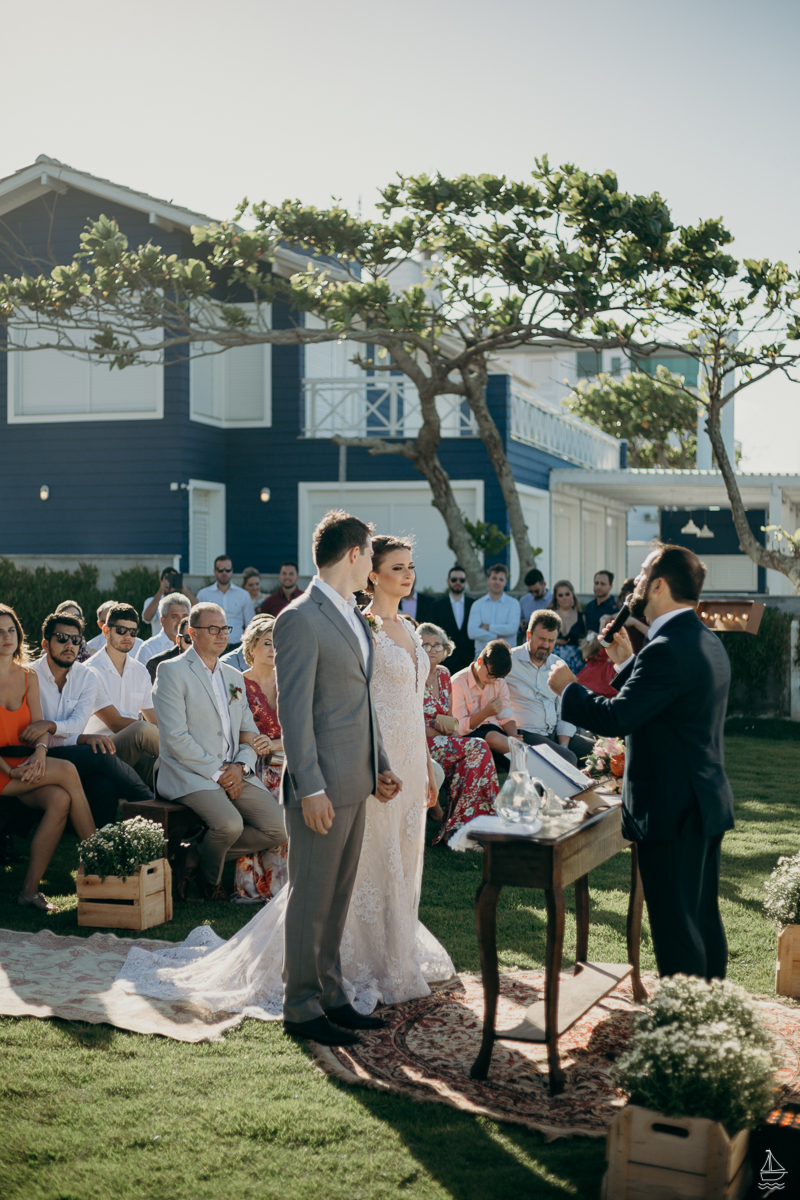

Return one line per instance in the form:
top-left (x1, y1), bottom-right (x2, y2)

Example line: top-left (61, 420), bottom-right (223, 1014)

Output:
top-left (705, 392), bottom-right (800, 593)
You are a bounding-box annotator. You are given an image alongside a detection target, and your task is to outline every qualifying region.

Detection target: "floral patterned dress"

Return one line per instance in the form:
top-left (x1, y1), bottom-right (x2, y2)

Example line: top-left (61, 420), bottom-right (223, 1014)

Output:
top-left (423, 665), bottom-right (499, 844)
top-left (233, 677), bottom-right (289, 904)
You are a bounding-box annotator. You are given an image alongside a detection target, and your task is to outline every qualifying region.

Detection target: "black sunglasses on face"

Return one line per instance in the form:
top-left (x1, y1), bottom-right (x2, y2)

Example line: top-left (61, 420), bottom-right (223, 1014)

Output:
top-left (179, 634), bottom-right (192, 644)
top-left (112, 625), bottom-right (138, 636)
top-left (450, 577), bottom-right (466, 583)
top-left (216, 567), bottom-right (233, 574)
top-left (53, 633), bottom-right (82, 646)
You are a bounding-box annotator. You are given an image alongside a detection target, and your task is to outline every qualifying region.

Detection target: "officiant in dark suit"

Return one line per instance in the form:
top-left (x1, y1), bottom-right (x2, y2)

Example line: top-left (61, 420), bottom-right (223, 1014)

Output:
top-left (431, 566), bottom-right (475, 676)
top-left (548, 543), bottom-right (734, 982)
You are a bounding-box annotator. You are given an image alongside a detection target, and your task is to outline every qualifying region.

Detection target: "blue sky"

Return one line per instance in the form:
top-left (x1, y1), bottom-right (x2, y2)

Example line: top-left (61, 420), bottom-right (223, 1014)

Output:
top-left (4, 0), bottom-right (799, 471)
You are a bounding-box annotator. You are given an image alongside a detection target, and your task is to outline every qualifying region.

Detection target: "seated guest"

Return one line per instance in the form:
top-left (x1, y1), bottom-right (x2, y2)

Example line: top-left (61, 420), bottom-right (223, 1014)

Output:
top-left (519, 569), bottom-right (553, 635)
top-left (451, 639), bottom-right (517, 760)
top-left (143, 568), bottom-right (197, 638)
top-left (54, 601), bottom-right (92, 662)
top-left (241, 567), bottom-right (263, 607)
top-left (431, 565), bottom-right (475, 676)
top-left (86, 600), bottom-right (145, 658)
top-left (220, 642), bottom-right (248, 672)
top-left (584, 570), bottom-right (620, 633)
top-left (137, 593), bottom-right (190, 668)
top-left (618, 576), bottom-right (649, 654)
top-left (23, 612), bottom-right (154, 825)
top-left (197, 555), bottom-right (255, 648)
top-left (0, 604), bottom-right (96, 912)
top-left (146, 616), bottom-right (193, 681)
top-left (549, 580), bottom-right (586, 673)
top-left (153, 603), bottom-right (286, 902)
top-left (233, 615), bottom-right (289, 902)
top-left (84, 605), bottom-right (159, 787)
top-left (467, 564), bottom-right (521, 655)
top-left (419, 622), bottom-right (499, 845)
top-left (259, 561), bottom-right (303, 617)
top-left (576, 616), bottom-right (619, 699)
top-left (507, 610), bottom-right (593, 766)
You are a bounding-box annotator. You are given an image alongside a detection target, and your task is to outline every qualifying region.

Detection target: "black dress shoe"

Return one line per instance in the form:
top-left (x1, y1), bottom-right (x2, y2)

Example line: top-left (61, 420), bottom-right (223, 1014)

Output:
top-left (283, 1015), bottom-right (360, 1046)
top-left (325, 1002), bottom-right (387, 1031)
top-left (0, 835), bottom-right (24, 865)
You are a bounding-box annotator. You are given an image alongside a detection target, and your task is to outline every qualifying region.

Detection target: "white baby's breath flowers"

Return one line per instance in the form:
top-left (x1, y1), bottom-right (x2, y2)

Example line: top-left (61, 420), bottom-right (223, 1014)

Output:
top-left (79, 817), bottom-right (166, 881)
top-left (764, 851), bottom-right (800, 926)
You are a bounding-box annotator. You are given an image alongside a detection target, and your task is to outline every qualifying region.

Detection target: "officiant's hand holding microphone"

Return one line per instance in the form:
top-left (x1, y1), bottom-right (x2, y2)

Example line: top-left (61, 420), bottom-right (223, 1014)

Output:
top-left (548, 620), bottom-right (634, 696)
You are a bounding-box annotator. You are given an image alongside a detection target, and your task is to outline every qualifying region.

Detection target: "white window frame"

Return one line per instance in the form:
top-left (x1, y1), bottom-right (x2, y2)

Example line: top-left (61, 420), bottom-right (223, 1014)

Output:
top-left (189, 301), bottom-right (272, 430)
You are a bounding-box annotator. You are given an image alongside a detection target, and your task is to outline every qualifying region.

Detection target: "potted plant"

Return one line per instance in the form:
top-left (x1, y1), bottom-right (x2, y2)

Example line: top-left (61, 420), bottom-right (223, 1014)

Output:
top-left (765, 851), bottom-right (800, 998)
top-left (77, 817), bottom-right (172, 931)
top-left (603, 975), bottom-right (779, 1199)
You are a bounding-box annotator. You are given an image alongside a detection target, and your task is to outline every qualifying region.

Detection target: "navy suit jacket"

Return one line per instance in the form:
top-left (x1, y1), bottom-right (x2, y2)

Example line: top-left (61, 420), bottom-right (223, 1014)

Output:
top-left (561, 609), bottom-right (734, 842)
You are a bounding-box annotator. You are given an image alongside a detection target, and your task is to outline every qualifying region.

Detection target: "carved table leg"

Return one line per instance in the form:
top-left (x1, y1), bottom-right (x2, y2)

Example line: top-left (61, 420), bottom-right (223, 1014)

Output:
top-left (627, 844), bottom-right (647, 1003)
top-left (470, 880), bottom-right (502, 1080)
top-left (574, 873), bottom-right (590, 971)
top-left (544, 885), bottom-right (566, 1094)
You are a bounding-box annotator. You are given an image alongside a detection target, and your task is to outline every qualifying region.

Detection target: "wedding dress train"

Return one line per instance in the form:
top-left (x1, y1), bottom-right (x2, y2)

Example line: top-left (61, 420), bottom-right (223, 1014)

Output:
top-left (116, 625), bottom-right (455, 1017)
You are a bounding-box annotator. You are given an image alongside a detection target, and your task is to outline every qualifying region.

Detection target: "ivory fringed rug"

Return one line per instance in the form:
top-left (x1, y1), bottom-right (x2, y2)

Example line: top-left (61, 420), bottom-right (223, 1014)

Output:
top-left (314, 970), bottom-right (800, 1140)
top-left (0, 927), bottom-right (246, 1042)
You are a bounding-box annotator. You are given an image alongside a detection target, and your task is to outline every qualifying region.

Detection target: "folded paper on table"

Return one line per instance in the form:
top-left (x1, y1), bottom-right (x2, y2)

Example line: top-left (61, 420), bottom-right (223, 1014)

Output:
top-left (523, 743), bottom-right (595, 799)
top-left (449, 814), bottom-right (542, 851)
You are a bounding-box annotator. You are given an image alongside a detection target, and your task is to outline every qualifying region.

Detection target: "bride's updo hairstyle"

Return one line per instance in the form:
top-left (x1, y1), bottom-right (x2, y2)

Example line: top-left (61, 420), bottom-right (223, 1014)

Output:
top-left (366, 535), bottom-right (414, 593)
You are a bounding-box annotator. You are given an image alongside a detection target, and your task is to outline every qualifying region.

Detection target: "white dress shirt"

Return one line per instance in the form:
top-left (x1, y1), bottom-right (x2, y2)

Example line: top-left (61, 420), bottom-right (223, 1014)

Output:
top-left (84, 646), bottom-right (154, 735)
top-left (467, 591), bottom-right (522, 653)
top-left (189, 648), bottom-right (235, 778)
top-left (195, 582), bottom-right (256, 643)
top-left (142, 596), bottom-right (162, 637)
top-left (312, 578), bottom-right (370, 668)
top-left (31, 657), bottom-right (99, 747)
top-left (506, 644), bottom-right (576, 739)
top-left (136, 629), bottom-right (174, 667)
top-left (448, 593), bottom-right (466, 630)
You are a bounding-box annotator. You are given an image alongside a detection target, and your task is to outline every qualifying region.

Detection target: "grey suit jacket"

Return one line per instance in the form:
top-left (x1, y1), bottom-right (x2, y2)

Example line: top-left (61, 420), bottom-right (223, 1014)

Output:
top-left (273, 585), bottom-right (390, 807)
top-left (152, 647), bottom-right (262, 799)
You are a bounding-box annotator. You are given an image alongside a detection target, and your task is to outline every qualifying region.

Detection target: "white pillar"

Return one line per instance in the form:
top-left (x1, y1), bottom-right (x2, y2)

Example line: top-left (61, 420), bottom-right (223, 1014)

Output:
top-left (696, 401), bottom-right (712, 470)
top-left (791, 619), bottom-right (800, 722)
top-left (766, 484), bottom-right (789, 595)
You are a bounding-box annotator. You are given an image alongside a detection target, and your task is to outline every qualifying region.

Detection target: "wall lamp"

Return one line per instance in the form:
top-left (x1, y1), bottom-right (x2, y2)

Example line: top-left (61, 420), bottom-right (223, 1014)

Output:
top-left (170, 483), bottom-right (190, 491)
top-left (39, 484), bottom-right (50, 501)
top-left (260, 487), bottom-right (271, 503)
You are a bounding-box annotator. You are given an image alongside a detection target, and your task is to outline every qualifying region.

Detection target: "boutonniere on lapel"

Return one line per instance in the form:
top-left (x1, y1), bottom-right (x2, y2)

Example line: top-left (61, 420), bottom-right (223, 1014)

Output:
top-left (228, 682), bottom-right (243, 705)
top-left (363, 611), bottom-right (382, 643)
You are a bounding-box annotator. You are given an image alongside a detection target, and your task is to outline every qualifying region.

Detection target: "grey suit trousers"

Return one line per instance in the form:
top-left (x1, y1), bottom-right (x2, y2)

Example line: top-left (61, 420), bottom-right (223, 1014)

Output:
top-left (177, 781), bottom-right (286, 885)
top-left (281, 800), bottom-right (366, 1023)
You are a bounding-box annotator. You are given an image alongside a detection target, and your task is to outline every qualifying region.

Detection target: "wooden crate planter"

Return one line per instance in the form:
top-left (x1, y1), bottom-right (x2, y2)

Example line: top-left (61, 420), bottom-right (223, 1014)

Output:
top-left (776, 924), bottom-right (800, 997)
top-left (77, 858), bottom-right (173, 931)
top-left (602, 1105), bottom-right (751, 1200)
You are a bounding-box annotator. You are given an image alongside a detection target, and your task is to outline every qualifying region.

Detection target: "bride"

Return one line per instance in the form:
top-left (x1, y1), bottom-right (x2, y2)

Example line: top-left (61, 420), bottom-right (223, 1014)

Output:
top-left (117, 535), bottom-right (455, 1020)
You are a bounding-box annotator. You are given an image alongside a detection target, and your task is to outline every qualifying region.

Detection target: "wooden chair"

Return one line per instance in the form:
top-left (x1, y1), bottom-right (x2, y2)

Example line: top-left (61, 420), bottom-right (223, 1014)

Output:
top-left (119, 798), bottom-right (206, 863)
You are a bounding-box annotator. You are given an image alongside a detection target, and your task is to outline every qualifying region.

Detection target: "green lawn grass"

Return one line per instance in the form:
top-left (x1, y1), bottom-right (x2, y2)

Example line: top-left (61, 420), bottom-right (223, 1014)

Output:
top-left (0, 734), bottom-right (797, 1199)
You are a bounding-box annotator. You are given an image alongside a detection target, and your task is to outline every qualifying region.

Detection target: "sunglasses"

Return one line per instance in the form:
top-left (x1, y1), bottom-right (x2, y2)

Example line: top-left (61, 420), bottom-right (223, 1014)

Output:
top-left (195, 624), bottom-right (233, 636)
top-left (111, 625), bottom-right (138, 637)
top-left (215, 567), bottom-right (233, 574)
top-left (179, 634), bottom-right (193, 644)
top-left (450, 577), bottom-right (466, 584)
top-left (53, 633), bottom-right (82, 646)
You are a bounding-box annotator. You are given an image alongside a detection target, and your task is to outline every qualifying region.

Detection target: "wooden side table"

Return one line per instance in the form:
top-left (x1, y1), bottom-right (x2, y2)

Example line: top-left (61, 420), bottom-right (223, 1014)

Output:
top-left (469, 805), bottom-right (646, 1095)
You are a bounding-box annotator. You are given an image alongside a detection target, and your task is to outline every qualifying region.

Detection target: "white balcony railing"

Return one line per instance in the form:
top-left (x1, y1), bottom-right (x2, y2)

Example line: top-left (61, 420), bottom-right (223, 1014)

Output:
top-left (302, 377), bottom-right (477, 439)
top-left (510, 383), bottom-right (621, 469)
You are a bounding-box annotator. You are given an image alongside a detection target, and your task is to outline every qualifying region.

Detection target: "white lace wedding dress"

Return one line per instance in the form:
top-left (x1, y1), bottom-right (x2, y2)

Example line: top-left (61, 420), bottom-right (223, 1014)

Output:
top-left (116, 624), bottom-right (455, 1019)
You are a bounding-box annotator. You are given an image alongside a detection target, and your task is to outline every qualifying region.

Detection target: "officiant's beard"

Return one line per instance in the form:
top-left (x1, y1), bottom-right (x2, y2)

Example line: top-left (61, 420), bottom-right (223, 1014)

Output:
top-left (629, 582), bottom-right (651, 622)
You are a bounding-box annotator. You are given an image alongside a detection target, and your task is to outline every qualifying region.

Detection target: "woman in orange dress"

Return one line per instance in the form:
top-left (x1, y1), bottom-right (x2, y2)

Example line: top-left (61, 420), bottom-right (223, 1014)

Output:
top-left (0, 604), bottom-right (96, 911)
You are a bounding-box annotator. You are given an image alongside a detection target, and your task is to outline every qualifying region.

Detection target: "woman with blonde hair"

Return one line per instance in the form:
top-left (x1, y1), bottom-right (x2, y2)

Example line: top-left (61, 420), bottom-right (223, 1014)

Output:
top-left (549, 579), bottom-right (586, 674)
top-left (0, 604), bottom-right (95, 911)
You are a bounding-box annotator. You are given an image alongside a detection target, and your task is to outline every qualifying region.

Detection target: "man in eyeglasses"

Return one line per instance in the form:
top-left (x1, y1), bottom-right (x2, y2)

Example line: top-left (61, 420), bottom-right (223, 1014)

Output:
top-left (144, 616), bottom-right (193, 682)
top-left (196, 555), bottom-right (256, 649)
top-left (431, 565), bottom-right (476, 676)
top-left (84, 604), bottom-right (160, 786)
top-left (153, 602), bottom-right (286, 901)
top-left (21, 612), bottom-right (154, 824)
top-left (136, 593), bottom-right (191, 669)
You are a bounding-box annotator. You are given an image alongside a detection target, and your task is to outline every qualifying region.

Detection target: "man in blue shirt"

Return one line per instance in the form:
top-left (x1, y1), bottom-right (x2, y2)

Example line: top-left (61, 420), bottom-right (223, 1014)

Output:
top-left (467, 564), bottom-right (521, 654)
top-left (584, 570), bottom-right (620, 633)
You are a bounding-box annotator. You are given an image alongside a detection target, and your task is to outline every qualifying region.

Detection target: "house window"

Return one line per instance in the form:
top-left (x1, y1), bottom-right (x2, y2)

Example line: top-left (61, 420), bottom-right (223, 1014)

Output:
top-left (610, 357), bottom-right (622, 376)
top-left (576, 351), bottom-right (601, 379)
top-left (7, 319), bottom-right (163, 423)
top-left (190, 303), bottom-right (272, 428)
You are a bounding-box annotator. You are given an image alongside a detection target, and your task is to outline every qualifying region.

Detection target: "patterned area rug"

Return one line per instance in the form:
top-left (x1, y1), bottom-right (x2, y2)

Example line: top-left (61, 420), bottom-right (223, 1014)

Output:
top-left (314, 970), bottom-right (800, 1140)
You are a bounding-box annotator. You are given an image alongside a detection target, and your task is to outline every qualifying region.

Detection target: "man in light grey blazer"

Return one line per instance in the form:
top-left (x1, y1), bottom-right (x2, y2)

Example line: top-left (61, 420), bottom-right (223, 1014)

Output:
top-left (153, 602), bottom-right (286, 901)
top-left (275, 510), bottom-right (402, 1047)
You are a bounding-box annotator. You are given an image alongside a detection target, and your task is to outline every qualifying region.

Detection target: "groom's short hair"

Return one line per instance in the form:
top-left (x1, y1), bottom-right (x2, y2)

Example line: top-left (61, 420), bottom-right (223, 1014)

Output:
top-left (313, 509), bottom-right (375, 569)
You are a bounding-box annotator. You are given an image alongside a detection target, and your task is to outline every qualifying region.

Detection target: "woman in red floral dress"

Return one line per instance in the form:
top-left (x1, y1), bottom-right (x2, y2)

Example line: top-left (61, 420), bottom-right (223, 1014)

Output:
top-left (234, 615), bottom-right (289, 903)
top-left (418, 622), bottom-right (499, 845)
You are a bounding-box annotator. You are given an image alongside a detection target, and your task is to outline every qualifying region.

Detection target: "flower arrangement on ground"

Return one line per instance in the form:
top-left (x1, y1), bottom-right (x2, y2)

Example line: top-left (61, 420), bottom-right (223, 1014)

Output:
top-left (764, 850), bottom-right (800, 926)
top-left (583, 735), bottom-right (625, 789)
top-left (616, 974), bottom-right (780, 1134)
top-left (79, 817), bottom-right (167, 881)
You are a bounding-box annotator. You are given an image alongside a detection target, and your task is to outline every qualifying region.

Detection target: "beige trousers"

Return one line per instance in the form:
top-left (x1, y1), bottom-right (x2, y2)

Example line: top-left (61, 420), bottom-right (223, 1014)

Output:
top-left (177, 781), bottom-right (287, 885)
top-left (112, 720), bottom-right (159, 788)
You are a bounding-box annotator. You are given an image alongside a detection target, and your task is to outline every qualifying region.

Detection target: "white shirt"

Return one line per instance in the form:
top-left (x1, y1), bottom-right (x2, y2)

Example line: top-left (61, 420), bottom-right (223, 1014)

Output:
top-left (136, 629), bottom-right (174, 667)
top-left (84, 646), bottom-right (154, 736)
top-left (31, 656), bottom-right (99, 748)
top-left (195, 582), bottom-right (256, 643)
top-left (143, 597), bottom-right (162, 637)
top-left (86, 632), bottom-right (144, 657)
top-left (312, 578), bottom-right (370, 668)
top-left (612, 606), bottom-right (695, 675)
top-left (467, 591), bottom-right (522, 653)
top-left (506, 644), bottom-right (576, 740)
top-left (188, 648), bottom-right (235, 777)
top-left (448, 593), bottom-right (466, 630)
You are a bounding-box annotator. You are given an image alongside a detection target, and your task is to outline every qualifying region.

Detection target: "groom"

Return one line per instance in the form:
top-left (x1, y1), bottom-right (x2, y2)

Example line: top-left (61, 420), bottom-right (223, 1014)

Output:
top-left (274, 509), bottom-right (403, 1047)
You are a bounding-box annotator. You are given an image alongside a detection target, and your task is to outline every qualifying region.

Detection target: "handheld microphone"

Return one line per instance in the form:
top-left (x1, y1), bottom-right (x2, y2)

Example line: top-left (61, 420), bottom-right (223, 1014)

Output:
top-left (599, 604), bottom-right (631, 648)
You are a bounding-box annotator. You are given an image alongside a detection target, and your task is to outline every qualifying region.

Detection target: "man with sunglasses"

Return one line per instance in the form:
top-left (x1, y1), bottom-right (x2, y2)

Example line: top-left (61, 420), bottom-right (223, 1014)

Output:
top-left (145, 616), bottom-right (193, 682)
top-left (136, 593), bottom-right (191, 669)
top-left (84, 604), bottom-right (159, 786)
top-left (21, 613), bottom-right (154, 824)
top-left (431, 565), bottom-right (475, 675)
top-left (196, 555), bottom-right (256, 649)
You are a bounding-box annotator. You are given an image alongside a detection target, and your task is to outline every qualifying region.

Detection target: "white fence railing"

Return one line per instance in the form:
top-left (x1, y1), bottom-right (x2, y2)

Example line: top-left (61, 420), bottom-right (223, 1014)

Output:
top-left (510, 384), bottom-right (620, 469)
top-left (302, 377), bottom-right (477, 439)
